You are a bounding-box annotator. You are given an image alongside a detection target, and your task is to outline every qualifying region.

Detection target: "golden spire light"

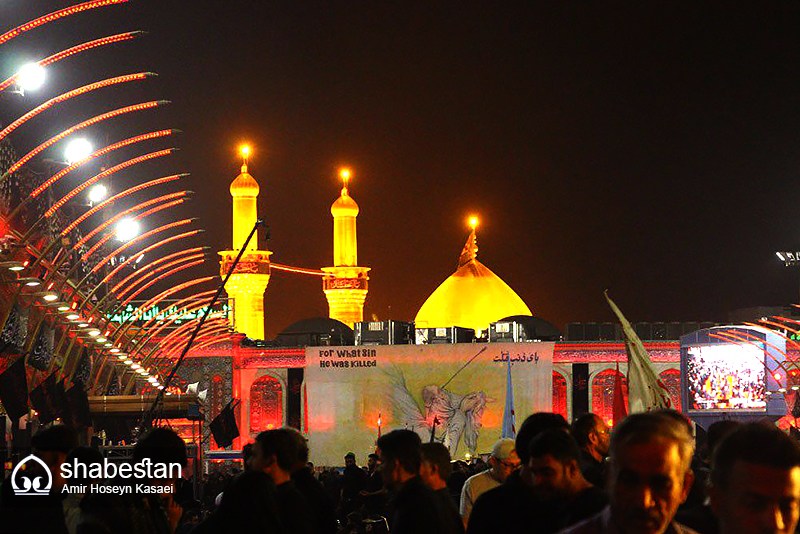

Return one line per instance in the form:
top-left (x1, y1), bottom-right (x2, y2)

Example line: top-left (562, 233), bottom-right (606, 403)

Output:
top-left (240, 144), bottom-right (251, 171)
top-left (468, 215), bottom-right (479, 230)
top-left (339, 167), bottom-right (351, 192)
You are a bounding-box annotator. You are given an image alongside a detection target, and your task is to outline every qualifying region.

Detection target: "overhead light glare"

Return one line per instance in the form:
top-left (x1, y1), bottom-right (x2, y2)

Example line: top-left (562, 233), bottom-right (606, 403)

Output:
top-left (16, 63), bottom-right (46, 91)
top-left (64, 138), bottom-right (93, 165)
top-left (115, 218), bottom-right (140, 242)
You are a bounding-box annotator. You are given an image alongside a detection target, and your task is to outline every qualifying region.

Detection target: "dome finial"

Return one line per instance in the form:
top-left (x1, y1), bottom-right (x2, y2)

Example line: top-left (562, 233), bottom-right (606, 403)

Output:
top-left (240, 144), bottom-right (251, 173)
top-left (339, 167), bottom-right (351, 194)
top-left (458, 215), bottom-right (479, 268)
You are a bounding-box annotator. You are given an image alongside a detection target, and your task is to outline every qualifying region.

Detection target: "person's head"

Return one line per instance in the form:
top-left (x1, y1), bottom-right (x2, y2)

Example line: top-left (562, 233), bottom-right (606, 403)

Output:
top-left (32, 424), bottom-right (77, 491)
top-left (242, 443), bottom-right (254, 471)
top-left (133, 427), bottom-right (187, 496)
top-left (217, 471), bottom-right (283, 532)
top-left (420, 442), bottom-right (452, 490)
top-left (488, 438), bottom-right (520, 482)
top-left (607, 411), bottom-right (694, 534)
top-left (367, 453), bottom-right (380, 471)
top-left (709, 423), bottom-right (800, 534)
top-left (344, 452), bottom-right (356, 468)
top-left (376, 429), bottom-right (421, 489)
top-left (33, 425), bottom-right (78, 492)
top-left (287, 428), bottom-right (309, 470)
top-left (253, 429), bottom-right (302, 483)
top-left (515, 412), bottom-right (569, 465)
top-left (65, 446), bottom-right (103, 486)
top-left (573, 413), bottom-right (611, 459)
top-left (706, 420), bottom-right (742, 462)
top-left (528, 429), bottom-right (587, 501)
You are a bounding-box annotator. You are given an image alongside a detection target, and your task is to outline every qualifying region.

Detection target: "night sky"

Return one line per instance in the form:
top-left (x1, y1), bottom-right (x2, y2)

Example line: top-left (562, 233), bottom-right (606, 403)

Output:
top-left (3, 1), bottom-right (800, 337)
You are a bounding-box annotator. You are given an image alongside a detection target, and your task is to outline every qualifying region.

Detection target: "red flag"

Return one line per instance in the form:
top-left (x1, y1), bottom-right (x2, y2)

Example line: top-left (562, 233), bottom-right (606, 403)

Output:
top-left (613, 362), bottom-right (627, 426)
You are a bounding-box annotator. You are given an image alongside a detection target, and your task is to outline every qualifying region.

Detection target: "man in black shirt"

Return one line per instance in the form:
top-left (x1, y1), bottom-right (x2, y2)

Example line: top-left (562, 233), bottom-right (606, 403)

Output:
top-left (420, 443), bottom-right (465, 534)
top-left (708, 423), bottom-right (800, 534)
top-left (252, 428), bottom-right (314, 534)
top-left (466, 412), bottom-right (570, 534)
top-left (0, 424), bottom-right (77, 534)
top-left (341, 452), bottom-right (367, 520)
top-left (361, 453), bottom-right (388, 517)
top-left (286, 429), bottom-right (338, 534)
top-left (377, 429), bottom-right (448, 534)
top-left (571, 413), bottom-right (610, 488)
top-left (528, 429), bottom-right (607, 532)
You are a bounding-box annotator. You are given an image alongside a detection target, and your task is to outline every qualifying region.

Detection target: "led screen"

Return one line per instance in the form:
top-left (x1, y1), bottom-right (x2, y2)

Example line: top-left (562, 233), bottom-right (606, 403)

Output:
top-left (686, 343), bottom-right (766, 412)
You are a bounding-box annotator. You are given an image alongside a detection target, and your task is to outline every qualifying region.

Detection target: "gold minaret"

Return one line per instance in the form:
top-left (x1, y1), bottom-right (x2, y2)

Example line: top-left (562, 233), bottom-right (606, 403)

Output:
top-left (322, 168), bottom-right (369, 326)
top-left (219, 146), bottom-right (271, 339)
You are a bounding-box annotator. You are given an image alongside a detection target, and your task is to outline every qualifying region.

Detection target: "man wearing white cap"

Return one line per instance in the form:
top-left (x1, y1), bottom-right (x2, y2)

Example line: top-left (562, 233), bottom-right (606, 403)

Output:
top-left (459, 438), bottom-right (520, 527)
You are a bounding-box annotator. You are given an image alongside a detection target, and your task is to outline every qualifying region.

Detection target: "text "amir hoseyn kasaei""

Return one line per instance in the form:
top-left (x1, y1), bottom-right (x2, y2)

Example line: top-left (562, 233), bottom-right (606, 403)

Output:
top-left (60, 458), bottom-right (182, 494)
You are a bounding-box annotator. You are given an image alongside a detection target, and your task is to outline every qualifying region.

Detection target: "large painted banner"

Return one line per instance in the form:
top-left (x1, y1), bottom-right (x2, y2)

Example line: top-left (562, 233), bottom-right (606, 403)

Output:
top-left (305, 342), bottom-right (554, 466)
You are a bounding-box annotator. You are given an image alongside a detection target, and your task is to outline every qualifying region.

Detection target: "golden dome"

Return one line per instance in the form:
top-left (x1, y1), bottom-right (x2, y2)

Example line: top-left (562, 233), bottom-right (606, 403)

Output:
top-left (331, 187), bottom-right (359, 217)
top-left (415, 228), bottom-right (532, 333)
top-left (230, 164), bottom-right (260, 197)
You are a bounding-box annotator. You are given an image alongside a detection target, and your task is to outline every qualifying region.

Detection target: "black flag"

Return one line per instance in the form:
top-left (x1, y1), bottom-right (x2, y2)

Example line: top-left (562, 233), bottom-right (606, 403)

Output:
top-left (72, 349), bottom-right (92, 389)
top-left (66, 385), bottom-right (91, 428)
top-left (27, 324), bottom-right (52, 372)
top-left (209, 400), bottom-right (239, 448)
top-left (694, 421), bottom-right (708, 455)
top-left (54, 379), bottom-right (72, 424)
top-left (0, 356), bottom-right (27, 421)
top-left (1, 305), bottom-right (24, 352)
top-left (30, 373), bottom-right (60, 424)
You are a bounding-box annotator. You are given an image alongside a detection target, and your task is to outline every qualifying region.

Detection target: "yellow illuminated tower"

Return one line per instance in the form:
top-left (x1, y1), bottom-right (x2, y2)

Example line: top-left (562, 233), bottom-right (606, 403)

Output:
top-left (219, 146), bottom-right (272, 339)
top-left (322, 168), bottom-right (370, 326)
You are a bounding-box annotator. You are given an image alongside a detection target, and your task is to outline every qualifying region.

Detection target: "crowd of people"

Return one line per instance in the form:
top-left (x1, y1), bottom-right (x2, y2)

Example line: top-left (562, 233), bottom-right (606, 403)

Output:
top-left (0, 409), bottom-right (799, 534)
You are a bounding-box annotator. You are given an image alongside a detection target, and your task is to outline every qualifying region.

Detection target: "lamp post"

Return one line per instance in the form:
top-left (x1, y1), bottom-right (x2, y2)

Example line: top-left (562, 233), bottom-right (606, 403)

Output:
top-left (776, 251), bottom-right (800, 301)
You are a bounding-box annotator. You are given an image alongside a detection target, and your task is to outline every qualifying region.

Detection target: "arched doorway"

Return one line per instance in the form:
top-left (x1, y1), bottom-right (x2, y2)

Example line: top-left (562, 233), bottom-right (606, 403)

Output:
top-left (250, 375), bottom-right (283, 435)
top-left (553, 371), bottom-right (568, 421)
top-left (592, 368), bottom-right (628, 426)
top-left (659, 369), bottom-right (681, 411)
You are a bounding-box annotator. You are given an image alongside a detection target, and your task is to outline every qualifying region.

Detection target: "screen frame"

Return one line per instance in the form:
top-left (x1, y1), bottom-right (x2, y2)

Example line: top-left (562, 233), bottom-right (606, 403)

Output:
top-left (684, 342), bottom-right (767, 414)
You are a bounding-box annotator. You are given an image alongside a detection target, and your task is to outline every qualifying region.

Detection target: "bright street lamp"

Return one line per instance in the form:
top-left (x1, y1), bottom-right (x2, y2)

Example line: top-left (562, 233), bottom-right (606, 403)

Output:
top-left (88, 184), bottom-right (107, 204)
top-left (16, 63), bottom-right (46, 92)
top-left (64, 138), bottom-right (93, 165)
top-left (776, 251), bottom-right (800, 266)
top-left (115, 218), bottom-right (140, 242)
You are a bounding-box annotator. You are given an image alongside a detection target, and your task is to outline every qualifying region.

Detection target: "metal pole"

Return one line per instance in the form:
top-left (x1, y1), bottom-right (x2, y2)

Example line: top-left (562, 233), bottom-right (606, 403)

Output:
top-left (139, 219), bottom-right (263, 431)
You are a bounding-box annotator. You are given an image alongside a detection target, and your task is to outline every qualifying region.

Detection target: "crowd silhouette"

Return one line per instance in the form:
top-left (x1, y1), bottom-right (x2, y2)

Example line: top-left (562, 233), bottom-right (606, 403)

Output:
top-left (0, 409), bottom-right (799, 534)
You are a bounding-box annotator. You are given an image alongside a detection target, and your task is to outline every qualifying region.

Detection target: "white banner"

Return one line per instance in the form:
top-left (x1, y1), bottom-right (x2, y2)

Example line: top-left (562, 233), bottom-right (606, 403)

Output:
top-left (305, 342), bottom-right (554, 466)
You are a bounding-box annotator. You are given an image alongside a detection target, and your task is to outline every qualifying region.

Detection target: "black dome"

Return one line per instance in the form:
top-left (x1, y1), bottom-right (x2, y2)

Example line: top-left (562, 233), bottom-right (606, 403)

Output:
top-left (276, 317), bottom-right (354, 346)
top-left (497, 315), bottom-right (562, 341)
top-left (280, 317), bottom-right (353, 335)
